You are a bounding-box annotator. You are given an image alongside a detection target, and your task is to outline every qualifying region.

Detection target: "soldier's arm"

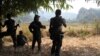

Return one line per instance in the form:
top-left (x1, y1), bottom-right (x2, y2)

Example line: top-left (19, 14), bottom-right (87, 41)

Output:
top-left (23, 35), bottom-right (27, 42)
top-left (0, 22), bottom-right (2, 26)
top-left (0, 22), bottom-right (3, 27)
top-left (23, 35), bottom-right (29, 46)
top-left (50, 20), bottom-right (52, 29)
top-left (2, 21), bottom-right (6, 27)
top-left (42, 25), bottom-right (46, 29)
top-left (49, 19), bottom-right (53, 33)
top-left (15, 24), bottom-right (19, 28)
top-left (15, 21), bottom-right (20, 30)
top-left (29, 23), bottom-right (34, 33)
top-left (39, 22), bottom-right (46, 29)
top-left (62, 19), bottom-right (67, 27)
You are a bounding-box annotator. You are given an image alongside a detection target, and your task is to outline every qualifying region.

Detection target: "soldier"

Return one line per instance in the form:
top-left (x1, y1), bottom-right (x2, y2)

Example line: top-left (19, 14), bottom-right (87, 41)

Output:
top-left (29, 14), bottom-right (46, 53)
top-left (49, 9), bottom-right (67, 56)
top-left (0, 13), bottom-right (19, 48)
top-left (16, 31), bottom-right (28, 47)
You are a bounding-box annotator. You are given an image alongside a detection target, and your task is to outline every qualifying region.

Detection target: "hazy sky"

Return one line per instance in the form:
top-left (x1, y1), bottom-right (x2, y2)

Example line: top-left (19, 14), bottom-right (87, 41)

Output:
top-left (66, 0), bottom-right (100, 14)
top-left (28, 0), bottom-right (100, 21)
top-left (30, 0), bottom-right (100, 15)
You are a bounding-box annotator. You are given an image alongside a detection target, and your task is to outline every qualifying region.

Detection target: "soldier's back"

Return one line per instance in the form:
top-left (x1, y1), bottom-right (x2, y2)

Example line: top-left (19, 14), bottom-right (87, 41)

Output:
top-left (51, 16), bottom-right (64, 31)
top-left (51, 16), bottom-right (63, 28)
top-left (5, 19), bottom-right (15, 29)
top-left (4, 19), bottom-right (15, 33)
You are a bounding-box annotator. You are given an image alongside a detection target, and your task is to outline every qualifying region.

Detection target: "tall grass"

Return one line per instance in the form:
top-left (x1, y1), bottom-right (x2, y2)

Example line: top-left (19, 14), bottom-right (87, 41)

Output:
top-left (2, 23), bottom-right (100, 42)
top-left (93, 20), bottom-right (100, 35)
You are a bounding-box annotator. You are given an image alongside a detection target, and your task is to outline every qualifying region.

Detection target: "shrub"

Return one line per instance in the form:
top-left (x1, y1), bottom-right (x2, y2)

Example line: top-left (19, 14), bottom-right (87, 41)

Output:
top-left (67, 29), bottom-right (77, 37)
top-left (66, 29), bottom-right (90, 37)
top-left (77, 29), bottom-right (90, 37)
top-left (94, 21), bottom-right (100, 34)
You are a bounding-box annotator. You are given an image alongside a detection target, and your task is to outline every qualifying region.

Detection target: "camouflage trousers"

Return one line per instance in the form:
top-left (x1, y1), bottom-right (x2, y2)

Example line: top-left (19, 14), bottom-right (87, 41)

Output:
top-left (51, 35), bottom-right (63, 56)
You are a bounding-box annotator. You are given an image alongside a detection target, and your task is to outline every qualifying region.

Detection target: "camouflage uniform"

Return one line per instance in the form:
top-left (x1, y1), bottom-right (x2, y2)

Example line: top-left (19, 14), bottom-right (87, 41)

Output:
top-left (29, 18), bottom-right (45, 51)
top-left (17, 31), bottom-right (27, 47)
top-left (49, 16), bottom-right (66, 56)
top-left (0, 18), bottom-right (17, 48)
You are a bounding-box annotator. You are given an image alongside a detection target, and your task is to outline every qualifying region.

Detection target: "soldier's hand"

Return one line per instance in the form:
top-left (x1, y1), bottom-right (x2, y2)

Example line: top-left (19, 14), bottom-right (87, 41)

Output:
top-left (30, 31), bottom-right (34, 33)
top-left (43, 25), bottom-right (46, 29)
top-left (16, 24), bottom-right (20, 27)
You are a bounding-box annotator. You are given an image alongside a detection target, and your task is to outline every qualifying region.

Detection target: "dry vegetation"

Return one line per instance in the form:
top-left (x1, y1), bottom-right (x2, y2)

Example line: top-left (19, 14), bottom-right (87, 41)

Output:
top-left (1, 23), bottom-right (100, 56)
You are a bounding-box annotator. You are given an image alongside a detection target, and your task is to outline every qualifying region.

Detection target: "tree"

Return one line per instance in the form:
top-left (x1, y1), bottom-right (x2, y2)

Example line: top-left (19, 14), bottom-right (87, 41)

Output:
top-left (0, 0), bottom-right (72, 48)
top-left (0, 0), bottom-right (99, 18)
top-left (85, 0), bottom-right (100, 6)
top-left (0, 0), bottom-right (72, 18)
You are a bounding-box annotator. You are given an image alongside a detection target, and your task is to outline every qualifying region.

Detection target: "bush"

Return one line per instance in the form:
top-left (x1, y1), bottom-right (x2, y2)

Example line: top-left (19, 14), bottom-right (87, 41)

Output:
top-left (66, 29), bottom-right (90, 37)
top-left (67, 29), bottom-right (77, 37)
top-left (94, 22), bottom-right (100, 34)
top-left (77, 29), bottom-right (90, 37)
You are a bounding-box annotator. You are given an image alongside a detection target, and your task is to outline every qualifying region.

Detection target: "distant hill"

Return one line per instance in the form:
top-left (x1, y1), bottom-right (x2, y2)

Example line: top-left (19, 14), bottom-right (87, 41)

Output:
top-left (13, 8), bottom-right (100, 24)
top-left (14, 11), bottom-right (77, 24)
top-left (76, 8), bottom-right (100, 23)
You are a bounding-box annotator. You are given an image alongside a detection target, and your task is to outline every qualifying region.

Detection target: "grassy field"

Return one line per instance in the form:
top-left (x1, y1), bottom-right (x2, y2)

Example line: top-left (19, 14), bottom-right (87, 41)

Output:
top-left (1, 23), bottom-right (100, 56)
